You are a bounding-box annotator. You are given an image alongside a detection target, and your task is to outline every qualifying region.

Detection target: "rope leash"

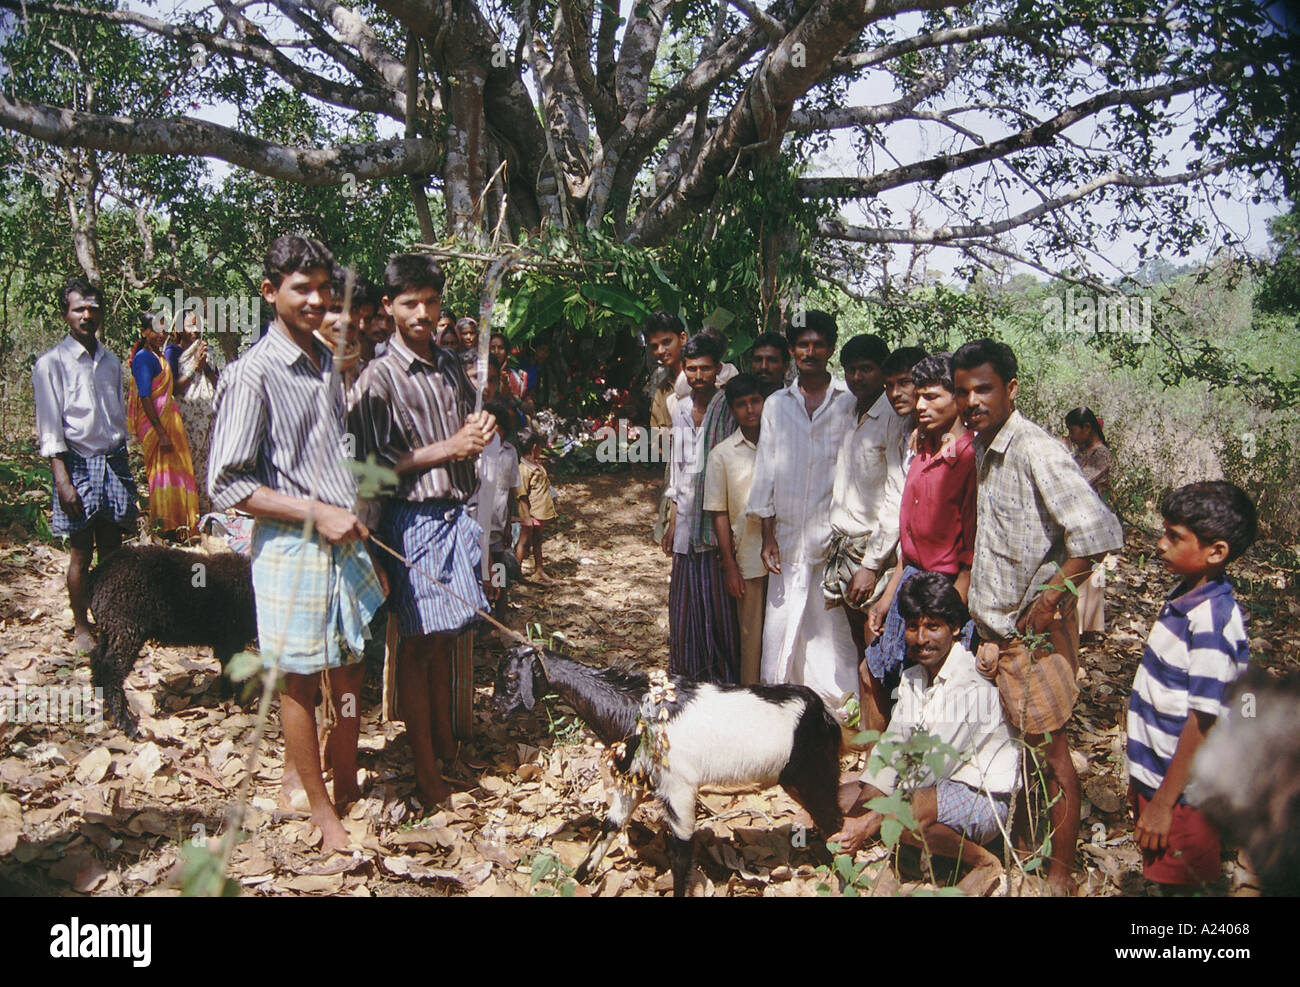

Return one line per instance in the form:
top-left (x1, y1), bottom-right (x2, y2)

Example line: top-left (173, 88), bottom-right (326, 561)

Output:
top-left (365, 531), bottom-right (531, 647)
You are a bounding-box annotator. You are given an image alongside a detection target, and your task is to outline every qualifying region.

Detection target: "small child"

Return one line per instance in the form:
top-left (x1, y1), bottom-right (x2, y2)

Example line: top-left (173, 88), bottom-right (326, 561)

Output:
top-left (1127, 480), bottom-right (1257, 887)
top-left (514, 427), bottom-right (556, 583)
top-left (702, 373), bottom-right (766, 684)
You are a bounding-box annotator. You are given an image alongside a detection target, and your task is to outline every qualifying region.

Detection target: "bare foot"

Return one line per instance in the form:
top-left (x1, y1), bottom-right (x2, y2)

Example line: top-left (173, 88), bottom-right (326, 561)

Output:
top-left (1047, 872), bottom-right (1078, 897)
top-left (279, 764), bottom-right (307, 811)
top-left (72, 625), bottom-right (96, 654)
top-left (416, 778), bottom-right (451, 810)
top-left (315, 814), bottom-right (351, 853)
top-left (333, 776), bottom-right (362, 812)
top-left (957, 861), bottom-right (1004, 897)
top-left (533, 570), bottom-right (553, 584)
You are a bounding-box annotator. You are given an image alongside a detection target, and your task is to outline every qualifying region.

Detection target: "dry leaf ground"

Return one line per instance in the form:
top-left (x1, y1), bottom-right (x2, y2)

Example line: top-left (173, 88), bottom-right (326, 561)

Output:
top-left (1, 464), bottom-right (1296, 897)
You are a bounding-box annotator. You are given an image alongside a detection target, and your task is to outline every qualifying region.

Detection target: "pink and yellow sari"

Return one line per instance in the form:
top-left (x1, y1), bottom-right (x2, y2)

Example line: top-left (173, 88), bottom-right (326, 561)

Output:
top-left (128, 354), bottom-right (199, 536)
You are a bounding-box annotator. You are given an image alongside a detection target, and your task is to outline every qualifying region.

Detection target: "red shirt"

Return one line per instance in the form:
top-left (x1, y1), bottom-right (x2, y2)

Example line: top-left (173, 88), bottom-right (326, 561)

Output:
top-left (898, 429), bottom-right (976, 574)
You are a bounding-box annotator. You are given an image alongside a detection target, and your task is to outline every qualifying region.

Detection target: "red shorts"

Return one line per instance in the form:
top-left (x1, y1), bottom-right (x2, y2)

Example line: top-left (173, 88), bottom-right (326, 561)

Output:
top-left (1128, 784), bottom-right (1222, 885)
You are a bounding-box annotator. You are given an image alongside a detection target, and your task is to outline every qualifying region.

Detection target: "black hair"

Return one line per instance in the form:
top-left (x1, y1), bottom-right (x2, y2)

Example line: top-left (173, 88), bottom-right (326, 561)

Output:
top-left (1065, 406), bottom-right (1108, 447)
top-left (441, 309), bottom-right (457, 323)
top-left (952, 338), bottom-right (1018, 385)
top-left (328, 266), bottom-right (378, 311)
top-left (642, 311), bottom-right (685, 340)
top-left (785, 309), bottom-right (837, 350)
top-left (355, 275), bottom-right (381, 311)
top-left (896, 571), bottom-right (970, 629)
top-left (840, 333), bottom-right (888, 369)
top-left (682, 332), bottom-right (722, 364)
top-left (750, 332), bottom-right (791, 363)
top-left (383, 253), bottom-right (446, 299)
top-left (1160, 481), bottom-right (1258, 563)
top-left (910, 352), bottom-right (954, 392)
top-left (456, 317), bottom-right (479, 341)
top-left (137, 310), bottom-right (157, 334)
top-left (59, 278), bottom-right (104, 314)
top-left (724, 373), bottom-right (762, 407)
top-left (491, 330), bottom-right (510, 344)
top-left (264, 234), bottom-right (334, 288)
top-left (515, 426), bottom-right (545, 454)
top-left (483, 399), bottom-right (514, 437)
top-left (882, 346), bottom-right (928, 377)
top-left (700, 325), bottom-right (729, 351)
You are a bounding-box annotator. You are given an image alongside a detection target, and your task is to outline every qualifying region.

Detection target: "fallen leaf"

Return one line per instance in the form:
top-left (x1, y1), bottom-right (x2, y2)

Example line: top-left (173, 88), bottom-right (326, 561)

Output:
top-left (129, 742), bottom-right (164, 781)
top-left (0, 794), bottom-right (22, 855)
top-left (74, 747), bottom-right (112, 784)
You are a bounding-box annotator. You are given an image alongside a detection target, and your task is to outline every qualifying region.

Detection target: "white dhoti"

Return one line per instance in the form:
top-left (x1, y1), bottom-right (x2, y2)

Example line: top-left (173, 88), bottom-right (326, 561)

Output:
top-left (761, 560), bottom-right (859, 707)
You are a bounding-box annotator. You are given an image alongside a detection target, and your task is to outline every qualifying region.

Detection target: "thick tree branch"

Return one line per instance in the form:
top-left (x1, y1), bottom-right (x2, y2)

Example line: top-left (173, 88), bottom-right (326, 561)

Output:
top-left (0, 93), bottom-right (439, 184)
top-left (630, 0), bottom-right (962, 245)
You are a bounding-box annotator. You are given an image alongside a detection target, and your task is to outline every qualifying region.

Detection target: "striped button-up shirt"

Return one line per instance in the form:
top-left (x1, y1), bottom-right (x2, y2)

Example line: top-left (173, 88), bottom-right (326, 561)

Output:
top-left (746, 378), bottom-right (856, 566)
top-left (969, 410), bottom-right (1124, 640)
top-left (349, 333), bottom-right (477, 503)
top-left (208, 325), bottom-right (358, 510)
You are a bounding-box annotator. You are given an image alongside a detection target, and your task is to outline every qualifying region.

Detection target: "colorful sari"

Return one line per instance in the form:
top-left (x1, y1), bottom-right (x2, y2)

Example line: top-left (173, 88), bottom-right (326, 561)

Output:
top-left (176, 338), bottom-right (217, 513)
top-left (128, 350), bottom-right (199, 536)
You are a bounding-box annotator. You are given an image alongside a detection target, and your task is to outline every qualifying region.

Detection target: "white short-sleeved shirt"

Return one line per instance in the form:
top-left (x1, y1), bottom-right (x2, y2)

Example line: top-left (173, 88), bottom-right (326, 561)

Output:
top-left (32, 334), bottom-right (129, 457)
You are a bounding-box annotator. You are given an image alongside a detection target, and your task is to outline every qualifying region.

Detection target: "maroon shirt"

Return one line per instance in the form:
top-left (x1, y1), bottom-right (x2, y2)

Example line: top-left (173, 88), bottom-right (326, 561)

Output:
top-left (898, 429), bottom-right (976, 574)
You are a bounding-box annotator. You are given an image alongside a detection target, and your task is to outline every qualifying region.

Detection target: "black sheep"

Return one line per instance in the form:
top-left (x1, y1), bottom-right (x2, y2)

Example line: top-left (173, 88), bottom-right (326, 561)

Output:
top-left (87, 544), bottom-right (257, 736)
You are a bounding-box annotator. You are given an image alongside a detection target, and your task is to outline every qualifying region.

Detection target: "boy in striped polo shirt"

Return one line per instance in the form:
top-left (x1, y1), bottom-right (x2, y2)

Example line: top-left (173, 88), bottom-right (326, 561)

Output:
top-left (1127, 481), bottom-right (1257, 886)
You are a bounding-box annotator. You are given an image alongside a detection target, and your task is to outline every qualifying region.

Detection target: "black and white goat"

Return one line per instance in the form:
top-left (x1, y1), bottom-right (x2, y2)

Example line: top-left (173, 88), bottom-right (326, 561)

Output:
top-left (494, 645), bottom-right (843, 897)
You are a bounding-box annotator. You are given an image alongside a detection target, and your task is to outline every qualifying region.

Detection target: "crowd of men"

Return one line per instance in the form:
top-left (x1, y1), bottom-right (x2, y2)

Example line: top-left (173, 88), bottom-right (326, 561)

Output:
top-left (33, 236), bottom-right (1259, 893)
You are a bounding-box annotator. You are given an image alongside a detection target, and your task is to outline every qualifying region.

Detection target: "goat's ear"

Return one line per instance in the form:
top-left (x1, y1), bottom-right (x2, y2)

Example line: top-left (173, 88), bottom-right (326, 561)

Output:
top-left (518, 656), bottom-right (537, 711)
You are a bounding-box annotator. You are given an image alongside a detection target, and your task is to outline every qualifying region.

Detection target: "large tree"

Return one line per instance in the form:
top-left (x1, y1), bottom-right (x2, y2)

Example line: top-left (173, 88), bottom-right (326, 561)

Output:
top-left (0, 0), bottom-right (1296, 293)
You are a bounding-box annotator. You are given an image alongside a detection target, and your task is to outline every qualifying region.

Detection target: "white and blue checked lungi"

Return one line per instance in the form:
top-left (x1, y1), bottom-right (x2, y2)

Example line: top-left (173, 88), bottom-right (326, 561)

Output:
top-left (50, 444), bottom-right (138, 537)
top-left (250, 517), bottom-right (385, 676)
top-left (381, 499), bottom-right (487, 637)
top-left (936, 779), bottom-right (1011, 845)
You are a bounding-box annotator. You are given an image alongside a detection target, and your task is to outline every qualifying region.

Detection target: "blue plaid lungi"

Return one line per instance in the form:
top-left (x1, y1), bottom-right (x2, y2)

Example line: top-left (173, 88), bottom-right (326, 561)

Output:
top-left (50, 444), bottom-right (138, 537)
top-left (381, 499), bottom-right (487, 637)
top-left (936, 779), bottom-right (1011, 845)
top-left (250, 517), bottom-right (385, 676)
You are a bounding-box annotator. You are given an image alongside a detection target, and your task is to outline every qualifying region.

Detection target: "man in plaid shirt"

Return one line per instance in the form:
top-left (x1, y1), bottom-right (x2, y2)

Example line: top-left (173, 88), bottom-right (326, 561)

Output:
top-left (953, 339), bottom-right (1123, 896)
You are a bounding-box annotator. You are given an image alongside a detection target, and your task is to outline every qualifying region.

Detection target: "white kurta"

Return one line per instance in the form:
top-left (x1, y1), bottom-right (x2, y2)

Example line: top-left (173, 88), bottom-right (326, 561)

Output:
top-left (746, 378), bottom-right (859, 705)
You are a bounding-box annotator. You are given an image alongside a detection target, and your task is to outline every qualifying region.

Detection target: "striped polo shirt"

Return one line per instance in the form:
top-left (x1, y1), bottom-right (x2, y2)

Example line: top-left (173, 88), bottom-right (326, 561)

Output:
top-left (1126, 575), bottom-right (1250, 802)
top-left (208, 325), bottom-right (358, 510)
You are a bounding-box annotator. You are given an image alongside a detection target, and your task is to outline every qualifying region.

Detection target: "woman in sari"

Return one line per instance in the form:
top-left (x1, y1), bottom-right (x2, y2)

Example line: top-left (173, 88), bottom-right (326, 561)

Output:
top-left (129, 311), bottom-right (198, 538)
top-left (164, 311), bottom-right (219, 513)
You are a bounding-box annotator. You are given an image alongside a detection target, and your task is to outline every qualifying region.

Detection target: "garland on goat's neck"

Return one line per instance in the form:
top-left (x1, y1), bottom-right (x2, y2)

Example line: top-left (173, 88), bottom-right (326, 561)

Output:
top-left (604, 670), bottom-right (676, 796)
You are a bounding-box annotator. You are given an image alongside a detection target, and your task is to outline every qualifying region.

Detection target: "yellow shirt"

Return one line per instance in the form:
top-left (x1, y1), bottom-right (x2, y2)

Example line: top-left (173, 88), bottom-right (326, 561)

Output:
top-left (516, 458), bottom-right (557, 521)
top-left (702, 430), bottom-right (764, 580)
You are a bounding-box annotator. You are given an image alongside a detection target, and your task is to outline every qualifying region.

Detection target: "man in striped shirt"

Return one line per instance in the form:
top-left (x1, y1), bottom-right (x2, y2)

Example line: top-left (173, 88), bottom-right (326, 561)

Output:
top-left (208, 234), bottom-right (385, 853)
top-left (350, 254), bottom-right (496, 808)
top-left (1128, 481), bottom-right (1256, 887)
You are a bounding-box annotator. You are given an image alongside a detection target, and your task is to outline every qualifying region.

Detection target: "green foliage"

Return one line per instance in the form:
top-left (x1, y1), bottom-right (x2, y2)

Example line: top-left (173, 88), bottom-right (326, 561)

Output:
top-left (0, 447), bottom-right (52, 540)
top-left (178, 841), bottom-right (240, 897)
top-left (528, 851), bottom-right (577, 897)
